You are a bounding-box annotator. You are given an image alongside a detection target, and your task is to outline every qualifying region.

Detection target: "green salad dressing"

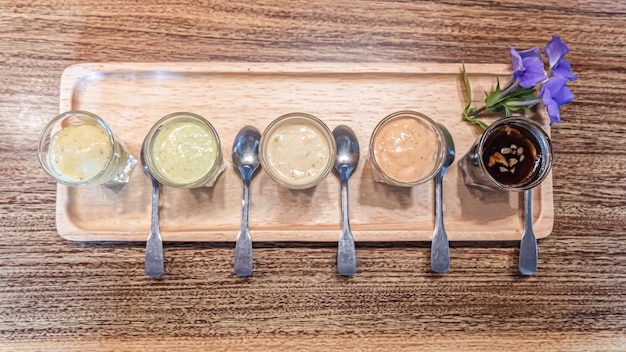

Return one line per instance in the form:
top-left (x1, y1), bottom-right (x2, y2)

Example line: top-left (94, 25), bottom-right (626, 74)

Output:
top-left (151, 119), bottom-right (218, 185)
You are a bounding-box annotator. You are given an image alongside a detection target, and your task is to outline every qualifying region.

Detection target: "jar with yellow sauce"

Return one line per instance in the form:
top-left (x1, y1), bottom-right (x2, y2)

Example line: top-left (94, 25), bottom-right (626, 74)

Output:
top-left (38, 110), bottom-right (137, 186)
top-left (369, 111), bottom-right (446, 187)
top-left (142, 112), bottom-right (225, 188)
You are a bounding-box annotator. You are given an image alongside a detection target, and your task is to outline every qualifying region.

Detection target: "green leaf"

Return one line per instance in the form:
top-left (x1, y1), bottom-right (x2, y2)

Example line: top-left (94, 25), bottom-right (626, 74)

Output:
top-left (463, 107), bottom-right (488, 130)
top-left (461, 64), bottom-right (487, 131)
top-left (477, 119), bottom-right (489, 130)
top-left (462, 64), bottom-right (472, 111)
top-left (490, 103), bottom-right (504, 113)
top-left (523, 105), bottom-right (532, 115)
top-left (507, 86), bottom-right (536, 100)
top-left (484, 89), bottom-right (503, 110)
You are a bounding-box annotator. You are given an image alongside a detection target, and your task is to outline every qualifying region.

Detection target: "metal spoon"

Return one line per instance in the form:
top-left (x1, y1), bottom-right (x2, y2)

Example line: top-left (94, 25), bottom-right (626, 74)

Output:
top-left (140, 147), bottom-right (164, 279)
top-left (431, 124), bottom-right (455, 273)
top-left (232, 125), bottom-right (261, 277)
top-left (519, 189), bottom-right (538, 275)
top-left (332, 125), bottom-right (359, 276)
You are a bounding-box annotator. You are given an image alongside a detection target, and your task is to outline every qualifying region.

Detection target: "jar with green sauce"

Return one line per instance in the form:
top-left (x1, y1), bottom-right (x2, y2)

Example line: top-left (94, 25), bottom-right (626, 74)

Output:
top-left (143, 112), bottom-right (225, 188)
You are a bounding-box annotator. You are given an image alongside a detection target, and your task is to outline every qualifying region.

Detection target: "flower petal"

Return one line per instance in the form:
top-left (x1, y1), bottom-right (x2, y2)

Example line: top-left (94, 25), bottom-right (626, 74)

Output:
top-left (547, 102), bottom-right (561, 125)
top-left (541, 76), bottom-right (568, 96)
top-left (520, 46), bottom-right (541, 60)
top-left (552, 59), bottom-right (578, 81)
top-left (552, 84), bottom-right (575, 106)
top-left (545, 35), bottom-right (569, 69)
top-left (540, 76), bottom-right (573, 125)
top-left (509, 45), bottom-right (524, 76)
top-left (540, 88), bottom-right (561, 125)
top-left (518, 57), bottom-right (548, 88)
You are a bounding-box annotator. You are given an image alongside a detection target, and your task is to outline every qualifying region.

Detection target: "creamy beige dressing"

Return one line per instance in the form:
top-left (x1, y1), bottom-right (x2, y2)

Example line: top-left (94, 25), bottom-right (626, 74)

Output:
top-left (49, 123), bottom-right (111, 181)
top-left (264, 122), bottom-right (331, 186)
top-left (151, 119), bottom-right (218, 185)
top-left (373, 116), bottom-right (439, 183)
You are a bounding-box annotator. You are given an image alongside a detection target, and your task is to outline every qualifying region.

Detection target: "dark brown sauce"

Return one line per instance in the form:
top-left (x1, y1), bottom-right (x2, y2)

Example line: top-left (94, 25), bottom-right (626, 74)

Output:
top-left (482, 125), bottom-right (541, 186)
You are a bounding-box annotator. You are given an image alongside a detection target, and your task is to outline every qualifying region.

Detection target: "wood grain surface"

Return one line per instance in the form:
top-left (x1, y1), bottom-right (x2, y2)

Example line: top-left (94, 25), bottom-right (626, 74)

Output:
top-left (1, 1), bottom-right (625, 351)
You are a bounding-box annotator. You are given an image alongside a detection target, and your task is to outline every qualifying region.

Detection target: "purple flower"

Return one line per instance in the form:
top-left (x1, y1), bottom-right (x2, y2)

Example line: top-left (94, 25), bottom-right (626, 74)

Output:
top-left (540, 76), bottom-right (575, 125)
top-left (546, 35), bottom-right (576, 81)
top-left (510, 45), bottom-right (548, 88)
top-left (520, 46), bottom-right (542, 60)
top-left (545, 35), bottom-right (569, 70)
top-left (551, 59), bottom-right (578, 81)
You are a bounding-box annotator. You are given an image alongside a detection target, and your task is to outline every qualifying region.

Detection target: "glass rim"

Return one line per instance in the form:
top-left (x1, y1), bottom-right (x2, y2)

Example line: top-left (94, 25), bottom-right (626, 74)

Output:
top-left (259, 112), bottom-right (336, 190)
top-left (368, 110), bottom-right (446, 187)
top-left (477, 117), bottom-right (553, 191)
top-left (38, 110), bottom-right (116, 186)
top-left (142, 111), bottom-right (223, 188)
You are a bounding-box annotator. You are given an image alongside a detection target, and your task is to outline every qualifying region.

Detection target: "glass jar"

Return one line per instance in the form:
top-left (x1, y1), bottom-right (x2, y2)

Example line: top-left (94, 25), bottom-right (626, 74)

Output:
top-left (260, 112), bottom-right (336, 190)
top-left (38, 110), bottom-right (137, 187)
top-left (369, 110), bottom-right (446, 187)
top-left (458, 117), bottom-right (553, 191)
top-left (142, 112), bottom-right (225, 188)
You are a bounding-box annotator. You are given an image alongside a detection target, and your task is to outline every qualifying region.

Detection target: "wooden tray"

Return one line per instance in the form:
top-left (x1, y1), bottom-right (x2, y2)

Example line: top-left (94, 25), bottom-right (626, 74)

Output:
top-left (56, 62), bottom-right (553, 242)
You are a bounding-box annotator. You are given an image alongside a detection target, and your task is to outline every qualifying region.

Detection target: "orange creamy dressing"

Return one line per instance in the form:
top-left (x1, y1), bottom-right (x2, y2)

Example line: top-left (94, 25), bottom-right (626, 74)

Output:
top-left (373, 116), bottom-right (439, 183)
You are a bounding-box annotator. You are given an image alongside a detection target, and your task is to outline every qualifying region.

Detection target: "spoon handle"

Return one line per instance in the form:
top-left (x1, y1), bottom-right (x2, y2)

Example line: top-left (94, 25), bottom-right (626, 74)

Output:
top-left (431, 173), bottom-right (450, 273)
top-left (338, 169), bottom-right (356, 276)
top-left (234, 178), bottom-right (253, 277)
top-left (519, 189), bottom-right (538, 275)
top-left (145, 177), bottom-right (164, 279)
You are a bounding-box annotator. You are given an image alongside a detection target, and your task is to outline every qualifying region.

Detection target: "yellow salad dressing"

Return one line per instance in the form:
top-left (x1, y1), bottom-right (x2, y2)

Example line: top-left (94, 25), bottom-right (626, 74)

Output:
top-left (49, 123), bottom-right (111, 181)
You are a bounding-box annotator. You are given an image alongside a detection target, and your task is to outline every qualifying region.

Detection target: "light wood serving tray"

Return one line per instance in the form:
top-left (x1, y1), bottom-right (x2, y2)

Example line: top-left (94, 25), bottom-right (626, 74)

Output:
top-left (56, 62), bottom-right (553, 242)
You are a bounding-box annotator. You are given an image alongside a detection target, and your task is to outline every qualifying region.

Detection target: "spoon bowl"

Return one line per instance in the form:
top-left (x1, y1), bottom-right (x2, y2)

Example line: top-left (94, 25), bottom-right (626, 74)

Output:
top-left (334, 126), bottom-right (360, 170)
top-left (233, 126), bottom-right (261, 175)
top-left (332, 125), bottom-right (360, 276)
top-left (232, 125), bottom-right (261, 277)
top-left (140, 147), bottom-right (164, 279)
top-left (431, 124), bottom-right (455, 273)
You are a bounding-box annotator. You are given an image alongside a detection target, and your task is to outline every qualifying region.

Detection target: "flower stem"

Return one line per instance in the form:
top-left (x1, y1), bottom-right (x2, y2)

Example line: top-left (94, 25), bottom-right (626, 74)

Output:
top-left (468, 106), bottom-right (487, 117)
top-left (506, 98), bottom-right (541, 107)
top-left (495, 79), bottom-right (519, 101)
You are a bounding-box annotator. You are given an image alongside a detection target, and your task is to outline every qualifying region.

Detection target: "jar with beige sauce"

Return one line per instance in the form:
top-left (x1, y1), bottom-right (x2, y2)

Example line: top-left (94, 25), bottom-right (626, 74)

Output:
top-left (260, 112), bottom-right (336, 189)
top-left (369, 111), bottom-right (446, 187)
top-left (142, 112), bottom-right (225, 188)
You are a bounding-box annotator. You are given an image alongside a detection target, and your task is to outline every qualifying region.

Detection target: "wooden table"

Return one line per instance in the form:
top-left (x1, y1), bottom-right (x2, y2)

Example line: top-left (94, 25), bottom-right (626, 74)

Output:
top-left (1, 1), bottom-right (625, 350)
